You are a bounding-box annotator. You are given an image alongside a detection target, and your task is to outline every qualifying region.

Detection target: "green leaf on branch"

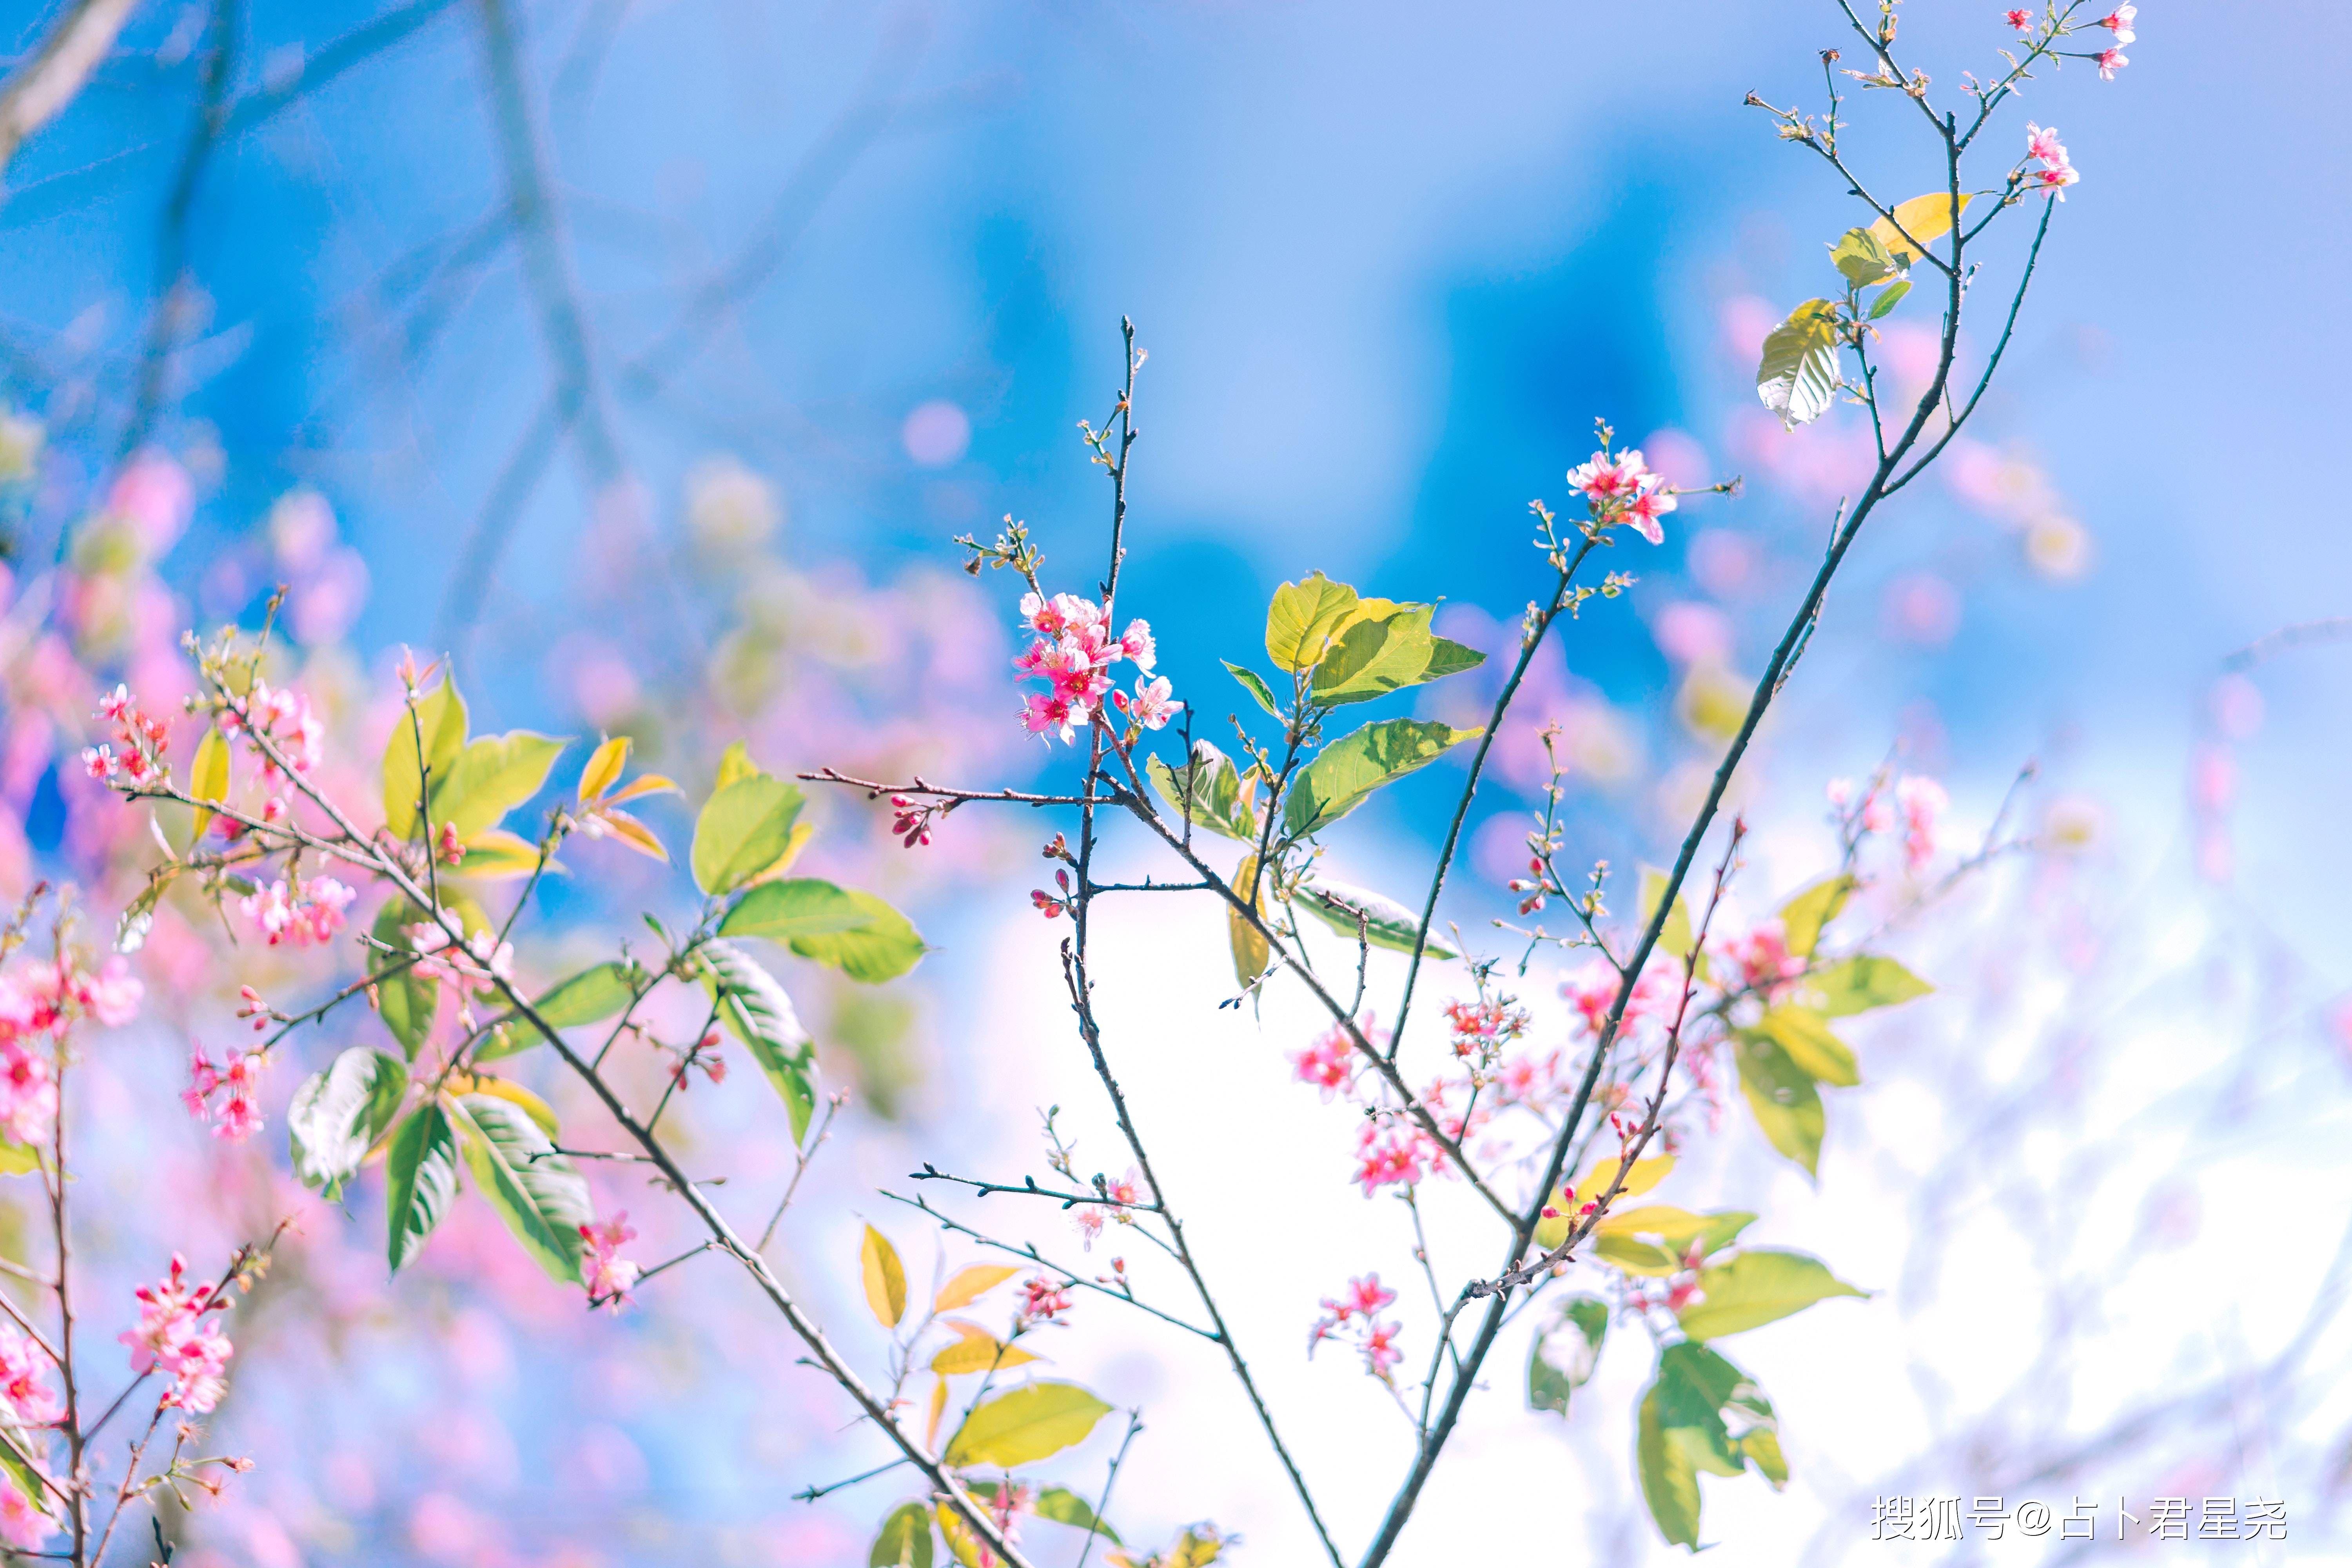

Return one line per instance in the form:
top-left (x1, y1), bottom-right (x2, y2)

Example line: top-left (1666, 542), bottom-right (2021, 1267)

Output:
top-left (1676, 1249), bottom-right (1867, 1340)
top-left (1031, 1486), bottom-right (1120, 1544)
top-left (371, 899), bottom-right (438, 1060)
top-left (381, 675), bottom-right (468, 840)
top-left (692, 773), bottom-right (807, 895)
top-left (450, 1092), bottom-right (591, 1285)
top-left (1223, 661), bottom-right (1283, 719)
top-left (1295, 880), bottom-right (1455, 958)
top-left (720, 877), bottom-right (871, 942)
top-left (451, 828), bottom-right (550, 881)
top-left (1828, 226), bottom-right (1899, 287)
top-left (1637, 1379), bottom-right (1702, 1549)
top-left (188, 724), bottom-right (229, 841)
top-left (870, 1502), bottom-right (934, 1568)
top-left (715, 739), bottom-right (760, 791)
top-left (1310, 602), bottom-right (1485, 706)
top-left (385, 1101), bottom-right (460, 1273)
top-left (1733, 1031), bottom-right (1826, 1176)
top-left (1867, 191), bottom-right (1972, 265)
top-left (1742, 1426), bottom-right (1790, 1488)
top-left (1638, 1341), bottom-right (1788, 1548)
top-left (1528, 1294), bottom-right (1608, 1416)
top-left (288, 1047), bottom-right (408, 1201)
top-left (1146, 743), bottom-right (1257, 842)
top-left (530, 962), bottom-right (638, 1031)
top-left (702, 939), bottom-right (818, 1141)
top-left (782, 889), bottom-right (926, 984)
top-left (1283, 719), bottom-right (1480, 839)
top-left (1757, 1005), bottom-right (1859, 1087)
top-left (1755, 298), bottom-right (1842, 430)
top-left (943, 1381), bottom-right (1112, 1468)
top-left (1775, 875), bottom-right (1853, 958)
top-left (1591, 1206), bottom-right (1757, 1276)
top-left (1807, 955), bottom-right (1933, 1016)
top-left (1868, 279), bottom-right (1911, 319)
top-left (436, 731), bottom-right (568, 841)
top-left (1264, 572), bottom-right (1363, 673)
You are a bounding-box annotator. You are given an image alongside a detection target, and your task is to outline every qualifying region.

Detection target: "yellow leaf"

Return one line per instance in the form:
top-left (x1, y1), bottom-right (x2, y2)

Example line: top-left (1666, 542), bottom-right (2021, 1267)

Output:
top-left (943, 1381), bottom-right (1112, 1468)
top-left (1228, 853), bottom-right (1270, 989)
top-left (742, 819), bottom-right (815, 887)
top-left (715, 740), bottom-right (759, 791)
top-left (930, 1318), bottom-right (1042, 1375)
top-left (1534, 1156), bottom-right (1677, 1251)
top-left (1263, 572), bottom-right (1362, 672)
top-left (606, 773), bottom-right (681, 804)
top-left (189, 724), bottom-right (229, 840)
top-left (926, 1375), bottom-right (949, 1450)
top-left (597, 809), bottom-right (669, 863)
top-left (578, 736), bottom-right (630, 802)
top-left (862, 1224), bottom-right (907, 1328)
top-left (1867, 192), bottom-right (1973, 264)
top-left (444, 1074), bottom-right (559, 1138)
top-left (935, 1263), bottom-right (1020, 1313)
top-left (458, 828), bottom-right (550, 881)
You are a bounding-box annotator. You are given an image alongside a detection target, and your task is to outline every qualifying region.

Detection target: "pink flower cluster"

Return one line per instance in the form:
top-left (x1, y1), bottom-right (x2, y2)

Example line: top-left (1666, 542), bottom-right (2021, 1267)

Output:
top-left (2025, 122), bottom-right (2079, 198)
top-left (219, 678), bottom-right (325, 781)
top-left (1829, 772), bottom-right (1947, 872)
top-left (2004, 7), bottom-right (2031, 29)
top-left (581, 1214), bottom-right (640, 1310)
top-left (1289, 1018), bottom-right (1363, 1102)
top-left (1018, 1275), bottom-right (1074, 1324)
top-left (0, 1323), bottom-right (59, 1429)
top-left (2095, 4), bottom-right (2132, 75)
top-left (183, 1046), bottom-right (268, 1143)
top-left (407, 920), bottom-right (516, 993)
top-left (1716, 919), bottom-right (1806, 1002)
top-left (1567, 447), bottom-right (1677, 544)
top-left (80, 684), bottom-right (170, 784)
top-left (0, 1478), bottom-right (49, 1552)
top-left (1072, 1167), bottom-right (1144, 1249)
top-left (1012, 591), bottom-right (1178, 743)
top-left (0, 958), bottom-right (141, 1145)
top-left (1563, 956), bottom-right (1673, 1042)
top-left (1353, 1120), bottom-right (1437, 1197)
top-left (239, 875), bottom-right (356, 947)
top-left (1441, 997), bottom-right (1529, 1062)
top-left (119, 1254), bottom-right (234, 1413)
top-left (1308, 1273), bottom-right (1404, 1381)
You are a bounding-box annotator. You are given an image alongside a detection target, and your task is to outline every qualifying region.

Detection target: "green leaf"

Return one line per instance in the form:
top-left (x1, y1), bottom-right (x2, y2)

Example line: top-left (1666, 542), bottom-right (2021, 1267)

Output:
top-left (385, 1102), bottom-right (460, 1273)
top-left (1282, 718), bottom-right (1480, 839)
top-left (1653, 1341), bottom-right (1747, 1478)
top-left (288, 1047), bottom-right (408, 1201)
top-left (188, 724), bottom-right (229, 840)
top-left (1827, 225), bottom-right (1898, 287)
top-left (1807, 954), bottom-right (1932, 1016)
top-left (785, 889), bottom-right (926, 984)
top-left (1638, 868), bottom-right (1697, 964)
top-left (944, 1382), bottom-right (1113, 1468)
top-left (1742, 1426), bottom-right (1789, 1488)
top-left (530, 962), bottom-right (638, 1031)
top-left (1030, 1486), bottom-right (1120, 1544)
top-left (371, 899), bottom-right (438, 1060)
top-left (1591, 1206), bottom-right (1757, 1277)
top-left (1677, 1249), bottom-right (1866, 1340)
top-left (382, 676), bottom-right (468, 840)
top-left (1295, 880), bottom-right (1454, 959)
top-left (1755, 298), bottom-right (1842, 430)
top-left (692, 774), bottom-right (808, 895)
top-left (450, 1092), bottom-right (592, 1285)
top-left (0, 1140), bottom-right (38, 1176)
top-left (1223, 661), bottom-right (1283, 719)
top-left (1528, 1294), bottom-right (1608, 1416)
top-left (1757, 1005), bottom-right (1859, 1087)
top-left (1734, 1032), bottom-right (1825, 1176)
top-left (1146, 742), bottom-right (1256, 842)
top-left (1309, 602), bottom-right (1485, 706)
top-left (1867, 278), bottom-right (1911, 319)
top-left (1867, 191), bottom-right (1972, 265)
top-left (702, 939), bottom-right (817, 1141)
top-left (1775, 875), bottom-right (1853, 959)
top-left (1264, 572), bottom-right (1362, 672)
top-left (1637, 1379), bottom-right (1702, 1550)
top-left (719, 877), bottom-right (870, 942)
top-left (434, 731), bottom-right (568, 841)
top-left (870, 1502), bottom-right (934, 1568)
top-left (0, 1428), bottom-right (54, 1528)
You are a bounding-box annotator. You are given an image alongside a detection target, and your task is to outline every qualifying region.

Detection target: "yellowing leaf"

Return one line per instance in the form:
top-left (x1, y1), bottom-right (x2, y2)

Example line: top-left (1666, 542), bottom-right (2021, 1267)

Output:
top-left (579, 735), bottom-right (630, 802)
top-left (934, 1264), bottom-right (1020, 1313)
top-left (1535, 1154), bottom-right (1677, 1249)
top-left (445, 1073), bottom-right (560, 1138)
top-left (188, 724), bottom-right (229, 840)
top-left (1776, 875), bottom-right (1854, 958)
top-left (457, 828), bottom-right (549, 881)
top-left (862, 1224), bottom-right (907, 1328)
top-left (871, 1501), bottom-right (934, 1568)
top-left (929, 1319), bottom-right (1042, 1375)
top-left (596, 808), bottom-right (669, 863)
top-left (1868, 191), bottom-right (1972, 264)
top-left (943, 1381), bottom-right (1112, 1468)
top-left (1264, 572), bottom-right (1362, 673)
top-left (715, 739), bottom-right (760, 791)
top-left (1735, 1031), bottom-right (1826, 1176)
top-left (1675, 1249), bottom-right (1867, 1340)
top-left (606, 773), bottom-right (682, 804)
top-left (1758, 1005), bottom-right (1859, 1087)
top-left (1228, 853), bottom-right (1270, 989)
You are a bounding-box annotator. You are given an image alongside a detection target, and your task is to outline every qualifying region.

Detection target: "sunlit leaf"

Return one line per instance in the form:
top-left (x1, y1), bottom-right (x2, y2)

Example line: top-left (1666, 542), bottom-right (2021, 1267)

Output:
top-left (1775, 875), bottom-right (1853, 959)
top-left (288, 1047), bottom-right (408, 1201)
top-left (1591, 1206), bottom-right (1757, 1277)
top-left (1282, 718), bottom-right (1480, 839)
top-left (1867, 191), bottom-right (1973, 265)
top-left (691, 774), bottom-right (806, 895)
top-left (436, 731), bottom-right (567, 840)
top-left (597, 808), bottom-right (669, 862)
top-left (382, 676), bottom-right (467, 840)
top-left (702, 939), bottom-right (817, 1141)
top-left (579, 735), bottom-right (630, 802)
top-left (944, 1382), bottom-right (1113, 1468)
top-left (1806, 954), bottom-right (1932, 1016)
top-left (1755, 298), bottom-right (1842, 430)
top-left (1229, 853), bottom-right (1271, 989)
top-left (1743, 1426), bottom-right (1789, 1488)
top-left (450, 1092), bottom-right (591, 1285)
top-left (606, 773), bottom-right (682, 805)
top-left (870, 1502), bottom-right (934, 1568)
top-left (371, 899), bottom-right (437, 1060)
top-left (1534, 1155), bottom-right (1676, 1250)
top-left (1310, 601), bottom-right (1485, 706)
top-left (1031, 1486), bottom-right (1120, 1543)
top-left (1827, 225), bottom-right (1898, 287)
top-left (1295, 880), bottom-right (1454, 959)
top-left (188, 724), bottom-right (229, 841)
top-left (714, 739), bottom-right (760, 791)
top-left (1528, 1294), bottom-right (1608, 1416)
top-left (530, 961), bottom-right (637, 1031)
top-left (1867, 278), bottom-right (1911, 319)
top-left (0, 1140), bottom-right (38, 1177)
top-left (784, 890), bottom-right (927, 984)
top-left (720, 877), bottom-right (868, 942)
top-left (1676, 1249), bottom-right (1867, 1340)
top-left (451, 1074), bottom-right (560, 1138)
top-left (385, 1101), bottom-right (459, 1273)
top-left (0, 1429), bottom-right (54, 1528)
top-left (456, 828), bottom-right (550, 882)
top-left (934, 1264), bottom-right (1020, 1313)
top-left (862, 1223), bottom-right (908, 1328)
top-left (1637, 1377), bottom-right (1702, 1549)
top-left (1146, 743), bottom-right (1256, 842)
top-left (1263, 572), bottom-right (1362, 673)
top-left (1638, 868), bottom-right (1698, 964)
top-left (1757, 1005), bottom-right (1859, 1087)
top-left (929, 1318), bottom-right (1040, 1374)
top-left (1734, 1032), bottom-right (1825, 1176)
top-left (1224, 661), bottom-right (1282, 719)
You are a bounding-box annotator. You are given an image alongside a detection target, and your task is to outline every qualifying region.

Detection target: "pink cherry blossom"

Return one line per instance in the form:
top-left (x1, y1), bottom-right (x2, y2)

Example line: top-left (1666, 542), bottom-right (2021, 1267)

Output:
top-left (2096, 46), bottom-right (2127, 79)
top-left (240, 876), bottom-right (356, 947)
top-left (0, 1044), bottom-right (55, 1146)
top-left (407, 922), bottom-right (516, 992)
top-left (1718, 919), bottom-right (1806, 1000)
top-left (1114, 675), bottom-right (1183, 731)
top-left (1895, 773), bottom-right (1948, 871)
top-left (1019, 1275), bottom-right (1073, 1322)
top-left (1624, 485), bottom-right (1677, 545)
top-left (2004, 7), bottom-right (2032, 31)
top-left (182, 1045), bottom-right (267, 1143)
top-left (1290, 1022), bottom-right (1359, 1100)
top-left (2099, 5), bottom-right (2136, 43)
top-left (0, 1322), bottom-right (60, 1427)
top-left (0, 1477), bottom-right (51, 1552)
top-left (581, 1214), bottom-right (641, 1310)
top-left (2025, 122), bottom-right (2067, 165)
top-left (1118, 619), bottom-right (1157, 670)
top-left (1362, 1319), bottom-right (1405, 1379)
top-left (1020, 691), bottom-right (1078, 744)
top-left (120, 1255), bottom-right (234, 1413)
top-left (1352, 1122), bottom-right (1432, 1196)
top-left (80, 745), bottom-right (116, 779)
